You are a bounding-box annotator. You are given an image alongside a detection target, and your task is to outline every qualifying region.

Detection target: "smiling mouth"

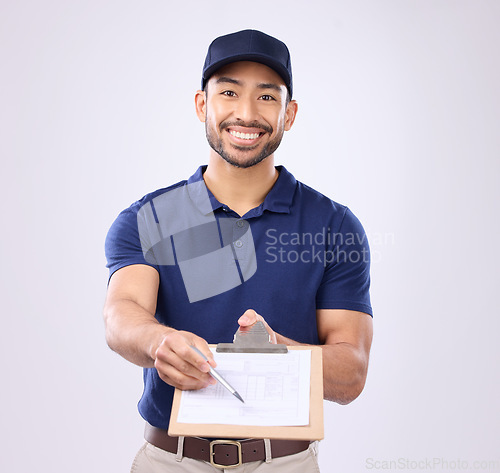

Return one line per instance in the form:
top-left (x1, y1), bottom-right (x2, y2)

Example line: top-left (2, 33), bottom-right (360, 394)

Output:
top-left (225, 125), bottom-right (269, 146)
top-left (228, 130), bottom-right (263, 140)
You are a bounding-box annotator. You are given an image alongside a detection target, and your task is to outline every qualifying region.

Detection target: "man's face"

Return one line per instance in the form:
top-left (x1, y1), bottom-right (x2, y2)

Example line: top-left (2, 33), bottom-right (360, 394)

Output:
top-left (199, 61), bottom-right (296, 169)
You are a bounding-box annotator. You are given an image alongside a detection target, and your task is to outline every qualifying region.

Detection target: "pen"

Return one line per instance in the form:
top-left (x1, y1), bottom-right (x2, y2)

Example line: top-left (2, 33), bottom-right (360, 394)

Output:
top-left (191, 346), bottom-right (245, 403)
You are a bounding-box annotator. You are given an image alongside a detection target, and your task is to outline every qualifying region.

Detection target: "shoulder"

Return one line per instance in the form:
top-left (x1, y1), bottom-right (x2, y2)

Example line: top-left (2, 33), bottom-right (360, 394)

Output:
top-left (295, 179), bottom-right (348, 214)
top-left (291, 175), bottom-right (366, 237)
top-left (122, 179), bottom-right (189, 216)
top-left (292, 177), bottom-right (353, 226)
top-left (105, 179), bottom-right (188, 245)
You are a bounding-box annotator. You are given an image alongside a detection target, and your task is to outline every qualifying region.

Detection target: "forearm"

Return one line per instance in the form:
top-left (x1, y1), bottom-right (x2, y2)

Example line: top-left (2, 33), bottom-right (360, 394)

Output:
top-left (104, 299), bottom-right (173, 368)
top-left (276, 333), bottom-right (369, 404)
top-left (320, 342), bottom-right (369, 404)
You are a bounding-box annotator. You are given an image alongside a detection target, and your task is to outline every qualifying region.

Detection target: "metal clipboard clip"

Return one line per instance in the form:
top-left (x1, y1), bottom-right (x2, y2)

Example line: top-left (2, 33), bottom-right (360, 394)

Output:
top-left (216, 321), bottom-right (288, 353)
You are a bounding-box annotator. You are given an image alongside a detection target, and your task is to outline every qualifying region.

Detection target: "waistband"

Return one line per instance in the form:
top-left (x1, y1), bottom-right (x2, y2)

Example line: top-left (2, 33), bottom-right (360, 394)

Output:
top-left (144, 423), bottom-right (311, 469)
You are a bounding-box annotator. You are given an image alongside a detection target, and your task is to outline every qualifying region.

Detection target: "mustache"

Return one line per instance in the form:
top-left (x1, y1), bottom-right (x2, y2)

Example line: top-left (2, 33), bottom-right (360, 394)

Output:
top-left (220, 120), bottom-right (273, 135)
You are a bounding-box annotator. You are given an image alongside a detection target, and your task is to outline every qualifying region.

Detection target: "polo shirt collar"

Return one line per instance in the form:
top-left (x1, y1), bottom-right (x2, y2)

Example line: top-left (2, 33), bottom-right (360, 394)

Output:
top-left (186, 166), bottom-right (222, 215)
top-left (186, 165), bottom-right (297, 217)
top-left (262, 165), bottom-right (297, 214)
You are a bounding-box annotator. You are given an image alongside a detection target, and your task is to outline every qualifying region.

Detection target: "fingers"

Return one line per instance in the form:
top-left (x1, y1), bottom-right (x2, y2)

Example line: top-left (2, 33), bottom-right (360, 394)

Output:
top-left (238, 309), bottom-right (277, 344)
top-left (238, 309), bottom-right (261, 326)
top-left (154, 331), bottom-right (217, 390)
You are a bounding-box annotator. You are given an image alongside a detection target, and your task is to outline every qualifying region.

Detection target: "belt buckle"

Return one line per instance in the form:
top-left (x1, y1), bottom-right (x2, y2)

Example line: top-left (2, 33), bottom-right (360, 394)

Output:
top-left (209, 440), bottom-right (242, 469)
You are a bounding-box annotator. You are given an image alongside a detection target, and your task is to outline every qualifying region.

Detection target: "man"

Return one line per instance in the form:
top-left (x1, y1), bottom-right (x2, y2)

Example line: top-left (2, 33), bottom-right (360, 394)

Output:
top-left (104, 29), bottom-right (373, 472)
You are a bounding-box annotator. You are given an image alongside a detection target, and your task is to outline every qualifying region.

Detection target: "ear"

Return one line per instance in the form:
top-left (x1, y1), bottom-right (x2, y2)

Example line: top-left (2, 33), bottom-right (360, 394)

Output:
top-left (195, 90), bottom-right (207, 122)
top-left (284, 100), bottom-right (298, 131)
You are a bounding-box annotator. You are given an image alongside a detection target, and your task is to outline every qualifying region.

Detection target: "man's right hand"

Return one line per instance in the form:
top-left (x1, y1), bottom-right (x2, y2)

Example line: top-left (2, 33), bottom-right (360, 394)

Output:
top-left (154, 330), bottom-right (217, 390)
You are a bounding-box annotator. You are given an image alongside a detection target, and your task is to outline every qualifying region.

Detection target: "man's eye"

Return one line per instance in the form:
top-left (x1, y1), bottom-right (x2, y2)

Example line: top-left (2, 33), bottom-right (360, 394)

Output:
top-left (260, 94), bottom-right (275, 101)
top-left (222, 90), bottom-right (236, 97)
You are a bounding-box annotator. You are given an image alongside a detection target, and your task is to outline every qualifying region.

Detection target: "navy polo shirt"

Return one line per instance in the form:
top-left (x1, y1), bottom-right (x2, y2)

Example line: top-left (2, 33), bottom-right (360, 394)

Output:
top-left (105, 165), bottom-right (372, 429)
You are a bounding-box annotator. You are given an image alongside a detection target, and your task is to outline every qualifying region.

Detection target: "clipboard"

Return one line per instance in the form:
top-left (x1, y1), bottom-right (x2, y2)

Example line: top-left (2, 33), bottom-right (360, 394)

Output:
top-left (168, 323), bottom-right (324, 440)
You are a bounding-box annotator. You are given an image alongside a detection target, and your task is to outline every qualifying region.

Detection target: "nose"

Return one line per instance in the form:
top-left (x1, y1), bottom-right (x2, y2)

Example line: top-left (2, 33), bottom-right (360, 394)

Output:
top-left (234, 96), bottom-right (259, 123)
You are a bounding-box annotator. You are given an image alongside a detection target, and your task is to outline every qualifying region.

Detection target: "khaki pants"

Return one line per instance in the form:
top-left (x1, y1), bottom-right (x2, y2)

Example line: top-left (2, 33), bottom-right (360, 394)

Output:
top-left (131, 440), bottom-right (321, 472)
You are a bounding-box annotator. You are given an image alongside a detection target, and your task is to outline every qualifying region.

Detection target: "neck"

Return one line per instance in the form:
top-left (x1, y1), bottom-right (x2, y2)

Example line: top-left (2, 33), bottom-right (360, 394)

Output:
top-left (203, 151), bottom-right (279, 217)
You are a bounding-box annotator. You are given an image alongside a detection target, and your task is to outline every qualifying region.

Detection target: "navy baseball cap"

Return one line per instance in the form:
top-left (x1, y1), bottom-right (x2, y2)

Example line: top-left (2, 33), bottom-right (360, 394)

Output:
top-left (202, 29), bottom-right (293, 97)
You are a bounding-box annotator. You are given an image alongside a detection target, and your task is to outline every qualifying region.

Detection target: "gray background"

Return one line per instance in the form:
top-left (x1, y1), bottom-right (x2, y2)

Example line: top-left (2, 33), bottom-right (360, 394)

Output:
top-left (1, 1), bottom-right (499, 471)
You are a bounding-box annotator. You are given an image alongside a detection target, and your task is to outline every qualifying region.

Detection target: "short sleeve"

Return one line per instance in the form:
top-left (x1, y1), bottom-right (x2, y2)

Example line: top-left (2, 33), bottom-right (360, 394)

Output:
top-left (315, 208), bottom-right (373, 316)
top-left (104, 206), bottom-right (159, 281)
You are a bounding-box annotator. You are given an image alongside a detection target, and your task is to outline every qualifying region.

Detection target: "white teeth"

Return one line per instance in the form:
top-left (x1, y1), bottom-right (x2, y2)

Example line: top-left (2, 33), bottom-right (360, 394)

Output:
top-left (229, 130), bottom-right (260, 140)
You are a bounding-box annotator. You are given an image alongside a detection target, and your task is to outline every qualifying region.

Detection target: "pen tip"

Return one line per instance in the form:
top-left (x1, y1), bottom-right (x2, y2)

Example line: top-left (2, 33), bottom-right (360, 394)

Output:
top-left (235, 392), bottom-right (245, 403)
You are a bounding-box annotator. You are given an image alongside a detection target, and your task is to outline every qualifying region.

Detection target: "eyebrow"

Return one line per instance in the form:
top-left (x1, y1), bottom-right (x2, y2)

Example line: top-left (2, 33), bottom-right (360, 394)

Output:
top-left (256, 83), bottom-right (282, 93)
top-left (215, 76), bottom-right (283, 93)
top-left (215, 77), bottom-right (241, 86)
